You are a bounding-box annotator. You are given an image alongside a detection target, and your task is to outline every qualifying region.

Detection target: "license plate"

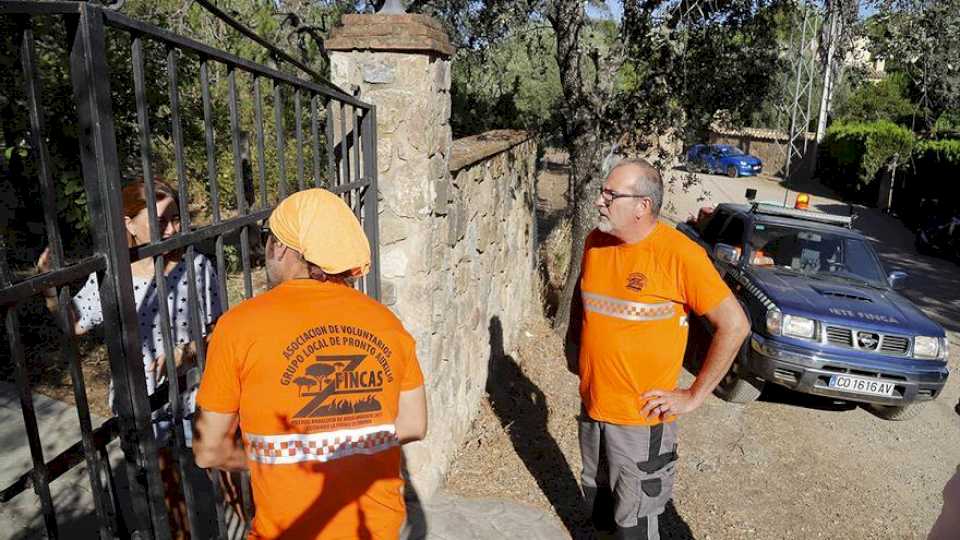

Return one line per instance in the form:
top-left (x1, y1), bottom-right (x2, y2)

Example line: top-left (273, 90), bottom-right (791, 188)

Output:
top-left (828, 375), bottom-right (895, 397)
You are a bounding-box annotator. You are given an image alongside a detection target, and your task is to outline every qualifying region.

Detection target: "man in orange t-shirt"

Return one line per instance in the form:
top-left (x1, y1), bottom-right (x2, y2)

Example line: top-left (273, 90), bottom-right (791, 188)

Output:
top-left (193, 189), bottom-right (427, 539)
top-left (565, 159), bottom-right (750, 539)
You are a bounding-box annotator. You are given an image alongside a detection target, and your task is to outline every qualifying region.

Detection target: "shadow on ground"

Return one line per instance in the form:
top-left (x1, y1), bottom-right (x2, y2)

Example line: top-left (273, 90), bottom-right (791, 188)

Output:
top-left (757, 384), bottom-right (858, 413)
top-left (487, 317), bottom-right (695, 539)
top-left (486, 316), bottom-right (587, 538)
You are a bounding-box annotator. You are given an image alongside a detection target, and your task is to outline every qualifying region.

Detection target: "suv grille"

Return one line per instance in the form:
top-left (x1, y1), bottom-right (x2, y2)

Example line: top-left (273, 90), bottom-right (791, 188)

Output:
top-left (824, 325), bottom-right (911, 357)
top-left (825, 326), bottom-right (853, 347)
top-left (880, 335), bottom-right (910, 355)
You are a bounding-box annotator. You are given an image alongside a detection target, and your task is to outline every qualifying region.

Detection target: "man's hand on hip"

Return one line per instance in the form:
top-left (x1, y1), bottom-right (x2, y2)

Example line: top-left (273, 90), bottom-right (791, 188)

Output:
top-left (639, 388), bottom-right (704, 421)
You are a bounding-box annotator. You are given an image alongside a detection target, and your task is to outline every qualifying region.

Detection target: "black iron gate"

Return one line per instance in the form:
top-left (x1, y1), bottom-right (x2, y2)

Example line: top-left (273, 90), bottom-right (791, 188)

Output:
top-left (0, 1), bottom-right (379, 538)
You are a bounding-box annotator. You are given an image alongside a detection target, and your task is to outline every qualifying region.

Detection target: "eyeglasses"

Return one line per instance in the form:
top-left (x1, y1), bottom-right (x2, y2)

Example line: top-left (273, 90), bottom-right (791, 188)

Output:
top-left (156, 215), bottom-right (181, 231)
top-left (599, 188), bottom-right (648, 206)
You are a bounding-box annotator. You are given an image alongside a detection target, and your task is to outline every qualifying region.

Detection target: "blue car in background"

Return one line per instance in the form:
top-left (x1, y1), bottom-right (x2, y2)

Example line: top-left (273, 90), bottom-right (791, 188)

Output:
top-left (686, 144), bottom-right (763, 177)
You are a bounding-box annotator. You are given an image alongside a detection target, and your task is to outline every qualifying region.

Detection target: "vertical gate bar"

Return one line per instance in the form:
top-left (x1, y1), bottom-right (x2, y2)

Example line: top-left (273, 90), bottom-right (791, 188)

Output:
top-left (253, 76), bottom-right (268, 208)
top-left (19, 19), bottom-right (63, 268)
top-left (294, 88), bottom-right (305, 191)
top-left (339, 102), bottom-right (349, 188)
top-left (100, 446), bottom-right (127, 533)
top-left (22, 17), bottom-right (114, 538)
top-left (67, 7), bottom-right (172, 538)
top-left (273, 81), bottom-right (287, 198)
top-left (229, 68), bottom-right (254, 299)
top-left (311, 94), bottom-right (321, 187)
top-left (164, 44), bottom-right (204, 537)
top-left (324, 100), bottom-right (337, 185)
top-left (0, 257), bottom-right (58, 537)
top-left (352, 109), bottom-right (364, 296)
top-left (200, 60), bottom-right (229, 308)
top-left (361, 107), bottom-right (381, 300)
top-left (351, 106), bottom-right (363, 218)
top-left (167, 46), bottom-right (210, 371)
top-left (352, 106), bottom-right (361, 191)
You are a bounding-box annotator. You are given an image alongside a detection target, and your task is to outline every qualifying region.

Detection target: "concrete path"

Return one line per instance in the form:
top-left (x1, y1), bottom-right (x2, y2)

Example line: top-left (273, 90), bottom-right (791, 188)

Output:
top-left (404, 494), bottom-right (567, 540)
top-left (0, 381), bottom-right (114, 540)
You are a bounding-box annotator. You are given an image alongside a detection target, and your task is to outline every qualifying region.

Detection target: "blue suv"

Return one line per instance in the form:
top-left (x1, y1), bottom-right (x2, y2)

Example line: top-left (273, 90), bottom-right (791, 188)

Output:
top-left (679, 202), bottom-right (950, 420)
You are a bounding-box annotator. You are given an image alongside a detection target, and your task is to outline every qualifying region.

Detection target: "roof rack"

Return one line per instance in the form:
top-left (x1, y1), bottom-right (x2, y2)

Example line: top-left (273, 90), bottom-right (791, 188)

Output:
top-left (749, 203), bottom-right (854, 228)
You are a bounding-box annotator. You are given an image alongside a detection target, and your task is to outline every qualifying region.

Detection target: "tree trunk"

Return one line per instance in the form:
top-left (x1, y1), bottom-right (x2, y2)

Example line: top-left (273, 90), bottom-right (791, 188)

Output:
top-left (547, 0), bottom-right (607, 334)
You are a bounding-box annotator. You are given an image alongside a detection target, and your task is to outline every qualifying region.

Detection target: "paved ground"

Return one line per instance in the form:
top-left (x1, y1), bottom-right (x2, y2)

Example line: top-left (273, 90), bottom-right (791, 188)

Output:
top-left (0, 382), bottom-right (113, 540)
top-left (445, 167), bottom-right (960, 539)
top-left (405, 495), bottom-right (566, 540)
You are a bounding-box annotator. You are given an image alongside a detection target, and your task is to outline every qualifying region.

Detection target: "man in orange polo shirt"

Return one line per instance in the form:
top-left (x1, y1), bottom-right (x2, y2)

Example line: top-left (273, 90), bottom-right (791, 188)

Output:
top-left (192, 189), bottom-right (427, 539)
top-left (566, 158), bottom-right (750, 539)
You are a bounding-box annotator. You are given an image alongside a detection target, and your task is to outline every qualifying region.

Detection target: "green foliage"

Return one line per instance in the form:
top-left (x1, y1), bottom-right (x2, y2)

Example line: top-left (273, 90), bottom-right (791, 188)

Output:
top-left (820, 121), bottom-right (915, 195)
top-left (679, 0), bottom-right (786, 136)
top-left (1, 0), bottom-right (339, 266)
top-left (913, 138), bottom-right (960, 163)
top-left (450, 25), bottom-right (564, 138)
top-left (870, 0), bottom-right (960, 128)
top-left (834, 73), bottom-right (917, 127)
top-left (891, 137), bottom-right (960, 223)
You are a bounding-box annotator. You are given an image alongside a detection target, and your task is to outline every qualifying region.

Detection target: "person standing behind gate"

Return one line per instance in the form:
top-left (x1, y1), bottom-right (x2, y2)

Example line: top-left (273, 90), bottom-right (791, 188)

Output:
top-left (37, 179), bottom-right (222, 537)
top-left (565, 158), bottom-right (750, 539)
top-left (193, 188), bottom-right (427, 540)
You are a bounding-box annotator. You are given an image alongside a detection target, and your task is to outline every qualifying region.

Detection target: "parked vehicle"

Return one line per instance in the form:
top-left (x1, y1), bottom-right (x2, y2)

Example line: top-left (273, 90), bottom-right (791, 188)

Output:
top-left (685, 144), bottom-right (763, 177)
top-left (679, 196), bottom-right (950, 420)
top-left (915, 211), bottom-right (960, 261)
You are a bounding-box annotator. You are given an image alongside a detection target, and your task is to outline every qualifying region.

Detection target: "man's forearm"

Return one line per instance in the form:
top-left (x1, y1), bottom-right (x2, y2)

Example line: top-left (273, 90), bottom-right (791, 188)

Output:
top-left (689, 324), bottom-right (749, 402)
top-left (195, 438), bottom-right (248, 471)
top-left (218, 442), bottom-right (249, 471)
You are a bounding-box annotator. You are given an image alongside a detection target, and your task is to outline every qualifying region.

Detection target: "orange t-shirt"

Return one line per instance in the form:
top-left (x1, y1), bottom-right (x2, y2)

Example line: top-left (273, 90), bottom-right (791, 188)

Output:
top-left (577, 223), bottom-right (731, 425)
top-left (197, 280), bottom-right (424, 540)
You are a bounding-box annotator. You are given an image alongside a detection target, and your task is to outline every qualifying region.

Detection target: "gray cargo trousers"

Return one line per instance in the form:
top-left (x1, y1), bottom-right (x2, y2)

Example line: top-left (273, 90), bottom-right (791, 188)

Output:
top-left (579, 414), bottom-right (679, 540)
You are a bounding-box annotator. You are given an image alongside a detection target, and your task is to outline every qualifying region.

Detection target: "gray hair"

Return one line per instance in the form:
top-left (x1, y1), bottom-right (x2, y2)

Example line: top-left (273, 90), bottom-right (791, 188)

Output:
top-left (609, 157), bottom-right (663, 215)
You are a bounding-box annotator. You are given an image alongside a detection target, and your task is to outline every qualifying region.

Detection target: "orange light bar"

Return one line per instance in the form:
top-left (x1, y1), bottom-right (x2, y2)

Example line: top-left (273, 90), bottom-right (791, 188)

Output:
top-left (795, 193), bottom-right (810, 209)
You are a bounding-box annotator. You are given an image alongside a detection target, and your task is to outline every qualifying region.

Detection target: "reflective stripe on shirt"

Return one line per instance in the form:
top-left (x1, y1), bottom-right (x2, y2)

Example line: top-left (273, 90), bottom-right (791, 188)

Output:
top-left (245, 424), bottom-right (399, 464)
top-left (582, 291), bottom-right (676, 321)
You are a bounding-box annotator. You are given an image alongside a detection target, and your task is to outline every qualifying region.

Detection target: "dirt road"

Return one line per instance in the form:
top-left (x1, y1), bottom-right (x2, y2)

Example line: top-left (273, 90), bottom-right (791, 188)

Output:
top-left (443, 166), bottom-right (960, 539)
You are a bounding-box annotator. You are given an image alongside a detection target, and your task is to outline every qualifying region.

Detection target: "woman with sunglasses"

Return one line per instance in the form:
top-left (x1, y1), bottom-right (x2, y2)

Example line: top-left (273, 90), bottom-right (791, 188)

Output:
top-left (37, 179), bottom-right (221, 538)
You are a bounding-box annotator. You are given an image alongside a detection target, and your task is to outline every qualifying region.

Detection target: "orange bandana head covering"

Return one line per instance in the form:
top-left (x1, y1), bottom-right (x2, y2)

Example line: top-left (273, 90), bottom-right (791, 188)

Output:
top-left (268, 189), bottom-right (371, 276)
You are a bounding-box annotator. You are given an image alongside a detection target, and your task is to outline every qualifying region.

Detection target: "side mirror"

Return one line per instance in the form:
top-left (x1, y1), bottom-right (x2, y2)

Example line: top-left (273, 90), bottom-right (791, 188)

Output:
top-left (888, 271), bottom-right (908, 290)
top-left (714, 243), bottom-right (742, 264)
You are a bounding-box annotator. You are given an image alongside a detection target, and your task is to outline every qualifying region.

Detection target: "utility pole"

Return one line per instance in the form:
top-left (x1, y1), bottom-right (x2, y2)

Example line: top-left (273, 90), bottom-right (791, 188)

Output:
top-left (815, 0), bottom-right (842, 144)
top-left (777, 0), bottom-right (821, 206)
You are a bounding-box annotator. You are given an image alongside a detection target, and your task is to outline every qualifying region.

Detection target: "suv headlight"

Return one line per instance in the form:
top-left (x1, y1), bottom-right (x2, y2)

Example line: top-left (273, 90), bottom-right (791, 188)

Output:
top-left (914, 336), bottom-right (944, 359)
top-left (783, 314), bottom-right (817, 339)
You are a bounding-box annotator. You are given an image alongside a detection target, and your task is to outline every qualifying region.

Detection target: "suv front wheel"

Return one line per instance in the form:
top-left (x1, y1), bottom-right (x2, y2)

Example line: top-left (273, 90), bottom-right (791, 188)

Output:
top-left (714, 346), bottom-right (765, 403)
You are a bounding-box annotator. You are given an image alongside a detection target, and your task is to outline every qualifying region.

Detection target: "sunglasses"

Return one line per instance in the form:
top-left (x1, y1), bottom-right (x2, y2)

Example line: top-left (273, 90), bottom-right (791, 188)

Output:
top-left (259, 224), bottom-right (272, 245)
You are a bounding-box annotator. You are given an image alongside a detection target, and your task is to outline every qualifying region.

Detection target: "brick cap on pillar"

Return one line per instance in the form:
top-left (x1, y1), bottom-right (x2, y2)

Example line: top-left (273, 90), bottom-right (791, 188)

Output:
top-left (325, 14), bottom-right (455, 58)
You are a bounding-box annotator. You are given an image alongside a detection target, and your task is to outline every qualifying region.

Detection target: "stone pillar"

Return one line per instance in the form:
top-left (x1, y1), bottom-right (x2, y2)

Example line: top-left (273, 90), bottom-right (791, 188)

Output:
top-left (326, 15), bottom-right (454, 498)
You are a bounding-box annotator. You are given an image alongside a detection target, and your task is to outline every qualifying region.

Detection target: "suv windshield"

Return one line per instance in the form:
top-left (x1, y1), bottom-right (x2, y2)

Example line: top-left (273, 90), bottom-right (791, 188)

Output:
top-left (717, 146), bottom-right (744, 156)
top-left (748, 223), bottom-right (886, 286)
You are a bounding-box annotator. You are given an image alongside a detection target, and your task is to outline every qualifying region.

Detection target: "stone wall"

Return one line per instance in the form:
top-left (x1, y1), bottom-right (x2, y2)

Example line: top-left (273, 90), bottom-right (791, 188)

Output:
top-left (328, 14), bottom-right (539, 500)
top-left (408, 130), bottom-right (538, 497)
